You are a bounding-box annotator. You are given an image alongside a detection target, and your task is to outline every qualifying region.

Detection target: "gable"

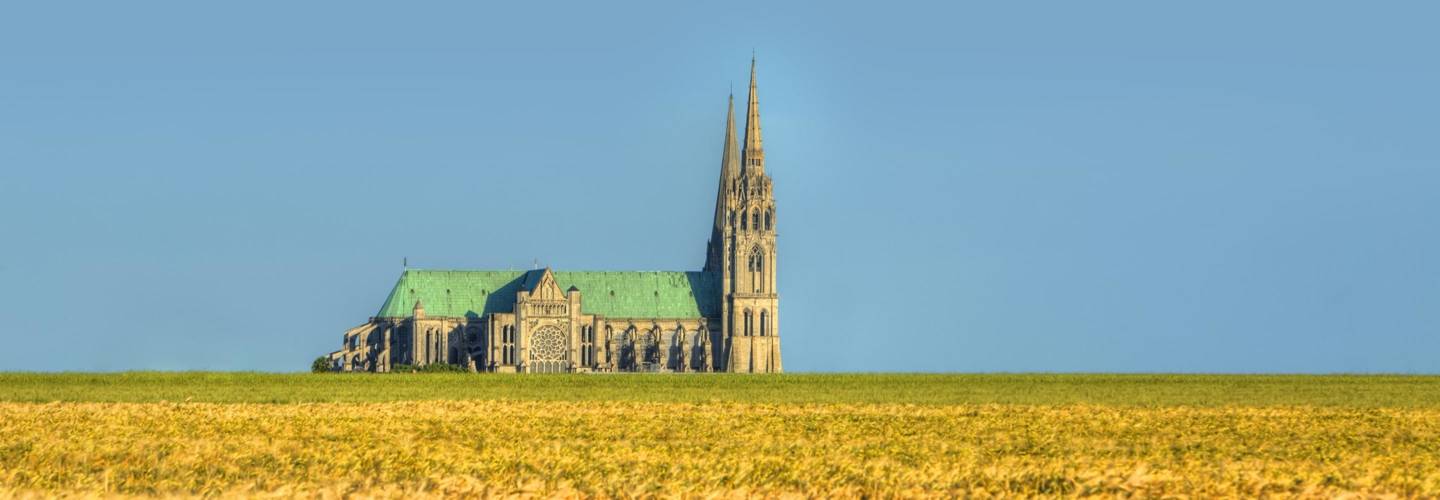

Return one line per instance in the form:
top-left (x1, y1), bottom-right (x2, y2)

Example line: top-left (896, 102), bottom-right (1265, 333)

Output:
top-left (522, 268), bottom-right (567, 301)
top-left (375, 269), bottom-right (719, 319)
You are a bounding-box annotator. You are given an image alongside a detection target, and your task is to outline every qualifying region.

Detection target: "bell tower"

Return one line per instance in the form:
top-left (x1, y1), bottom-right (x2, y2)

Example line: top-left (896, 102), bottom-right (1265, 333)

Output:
top-left (706, 57), bottom-right (782, 373)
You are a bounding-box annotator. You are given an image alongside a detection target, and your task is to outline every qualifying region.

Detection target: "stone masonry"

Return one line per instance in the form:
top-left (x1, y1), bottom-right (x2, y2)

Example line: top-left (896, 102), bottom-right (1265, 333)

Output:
top-left (327, 58), bottom-right (782, 373)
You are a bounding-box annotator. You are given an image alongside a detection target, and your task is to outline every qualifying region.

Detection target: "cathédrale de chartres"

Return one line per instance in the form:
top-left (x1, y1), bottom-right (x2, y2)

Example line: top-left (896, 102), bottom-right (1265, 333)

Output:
top-left (326, 59), bottom-right (782, 373)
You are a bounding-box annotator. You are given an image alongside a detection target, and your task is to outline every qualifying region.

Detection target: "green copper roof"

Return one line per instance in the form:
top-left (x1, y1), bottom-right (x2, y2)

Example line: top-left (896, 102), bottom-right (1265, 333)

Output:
top-left (375, 269), bottom-right (719, 319)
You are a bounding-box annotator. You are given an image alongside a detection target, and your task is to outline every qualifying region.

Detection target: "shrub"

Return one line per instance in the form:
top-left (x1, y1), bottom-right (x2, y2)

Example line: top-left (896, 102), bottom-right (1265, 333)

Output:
top-left (388, 363), bottom-right (465, 373)
top-left (311, 357), bottom-right (331, 373)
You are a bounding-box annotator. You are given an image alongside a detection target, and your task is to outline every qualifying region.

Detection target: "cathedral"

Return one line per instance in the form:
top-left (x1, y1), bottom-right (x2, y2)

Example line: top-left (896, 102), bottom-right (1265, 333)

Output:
top-left (326, 59), bottom-right (782, 373)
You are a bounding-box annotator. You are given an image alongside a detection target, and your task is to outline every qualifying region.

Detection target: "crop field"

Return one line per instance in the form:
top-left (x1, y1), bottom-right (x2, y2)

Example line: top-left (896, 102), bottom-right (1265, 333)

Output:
top-left (1, 374), bottom-right (1438, 497)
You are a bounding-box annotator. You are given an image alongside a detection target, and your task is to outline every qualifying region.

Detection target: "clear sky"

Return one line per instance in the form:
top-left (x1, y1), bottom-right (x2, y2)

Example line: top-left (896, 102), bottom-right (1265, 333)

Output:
top-left (1, 2), bottom-right (1436, 373)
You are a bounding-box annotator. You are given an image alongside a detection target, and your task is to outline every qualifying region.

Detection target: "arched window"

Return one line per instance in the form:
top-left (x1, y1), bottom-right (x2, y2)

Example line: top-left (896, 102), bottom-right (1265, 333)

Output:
top-left (432, 330), bottom-right (441, 363)
top-left (765, 209), bottom-right (772, 231)
top-left (741, 210), bottom-right (748, 230)
top-left (424, 329), bottom-right (433, 363)
top-left (744, 310), bottom-right (753, 337)
top-left (752, 211), bottom-right (760, 231)
top-left (757, 254), bottom-right (765, 292)
top-left (501, 325), bottom-right (516, 365)
top-left (749, 247), bottom-right (764, 293)
top-left (760, 310), bottom-right (768, 337)
top-left (580, 326), bottom-right (593, 366)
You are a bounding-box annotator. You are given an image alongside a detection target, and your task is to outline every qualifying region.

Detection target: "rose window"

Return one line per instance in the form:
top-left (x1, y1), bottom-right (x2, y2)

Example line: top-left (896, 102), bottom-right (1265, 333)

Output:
top-left (530, 326), bottom-right (567, 361)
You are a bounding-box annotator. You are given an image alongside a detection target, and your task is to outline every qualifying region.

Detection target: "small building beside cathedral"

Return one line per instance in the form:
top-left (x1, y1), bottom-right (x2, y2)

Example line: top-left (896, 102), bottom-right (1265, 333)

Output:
top-left (326, 60), bottom-right (782, 373)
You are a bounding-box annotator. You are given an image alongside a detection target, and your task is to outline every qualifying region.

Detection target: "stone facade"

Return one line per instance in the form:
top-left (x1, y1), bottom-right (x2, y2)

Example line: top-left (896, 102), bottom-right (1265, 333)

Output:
top-left (326, 59), bottom-right (782, 373)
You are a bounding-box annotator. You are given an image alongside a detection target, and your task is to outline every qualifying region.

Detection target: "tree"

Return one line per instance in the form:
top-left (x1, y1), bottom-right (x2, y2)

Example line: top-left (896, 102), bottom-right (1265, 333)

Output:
top-left (311, 356), bottom-right (331, 373)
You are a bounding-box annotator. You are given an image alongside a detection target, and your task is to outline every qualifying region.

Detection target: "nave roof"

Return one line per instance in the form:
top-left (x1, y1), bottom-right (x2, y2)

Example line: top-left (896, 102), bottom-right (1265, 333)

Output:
top-left (375, 269), bottom-right (719, 320)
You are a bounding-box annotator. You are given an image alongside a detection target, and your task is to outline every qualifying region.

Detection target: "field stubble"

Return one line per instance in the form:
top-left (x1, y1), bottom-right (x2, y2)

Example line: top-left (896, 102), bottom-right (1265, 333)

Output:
top-left (1, 397), bottom-right (1438, 497)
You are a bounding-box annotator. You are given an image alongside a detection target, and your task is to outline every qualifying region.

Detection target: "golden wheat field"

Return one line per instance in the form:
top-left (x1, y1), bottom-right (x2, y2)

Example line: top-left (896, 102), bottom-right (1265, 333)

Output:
top-left (1, 374), bottom-right (1438, 498)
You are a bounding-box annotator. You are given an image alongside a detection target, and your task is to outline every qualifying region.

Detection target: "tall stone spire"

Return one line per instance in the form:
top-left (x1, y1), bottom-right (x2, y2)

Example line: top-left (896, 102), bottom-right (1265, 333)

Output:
top-left (713, 93), bottom-right (740, 230)
top-left (742, 56), bottom-right (764, 175)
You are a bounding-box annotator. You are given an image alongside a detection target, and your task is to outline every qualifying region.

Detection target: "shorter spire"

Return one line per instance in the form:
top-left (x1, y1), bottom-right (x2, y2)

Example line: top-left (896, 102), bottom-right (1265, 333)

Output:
top-left (712, 92), bottom-right (740, 230)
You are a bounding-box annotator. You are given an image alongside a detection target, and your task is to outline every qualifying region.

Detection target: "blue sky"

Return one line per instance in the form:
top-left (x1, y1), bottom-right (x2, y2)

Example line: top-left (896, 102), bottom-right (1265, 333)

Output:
top-left (1, 2), bottom-right (1436, 372)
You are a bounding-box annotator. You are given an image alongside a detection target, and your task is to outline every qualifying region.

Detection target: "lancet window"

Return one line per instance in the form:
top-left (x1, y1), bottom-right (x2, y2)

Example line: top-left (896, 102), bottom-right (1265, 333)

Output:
top-left (580, 326), bottom-right (595, 366)
top-left (748, 248), bottom-right (765, 293)
top-left (500, 325), bottom-right (516, 365)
